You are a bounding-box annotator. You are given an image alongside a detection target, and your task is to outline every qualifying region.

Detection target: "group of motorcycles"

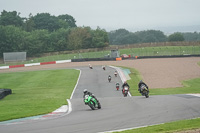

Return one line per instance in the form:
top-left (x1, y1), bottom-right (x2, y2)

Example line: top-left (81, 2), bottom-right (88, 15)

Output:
top-left (85, 65), bottom-right (149, 110)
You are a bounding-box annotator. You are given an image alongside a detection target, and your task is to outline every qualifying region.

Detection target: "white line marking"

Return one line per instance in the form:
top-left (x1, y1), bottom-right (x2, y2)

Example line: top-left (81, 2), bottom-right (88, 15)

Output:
top-left (186, 94), bottom-right (200, 97)
top-left (99, 123), bottom-right (164, 133)
top-left (70, 69), bottom-right (81, 99)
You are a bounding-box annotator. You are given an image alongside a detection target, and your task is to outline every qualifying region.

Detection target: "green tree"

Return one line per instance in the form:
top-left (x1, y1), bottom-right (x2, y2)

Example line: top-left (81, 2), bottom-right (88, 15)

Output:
top-left (0, 25), bottom-right (27, 57)
top-left (24, 30), bottom-right (50, 56)
top-left (49, 28), bottom-right (69, 51)
top-left (24, 13), bottom-right (35, 32)
top-left (67, 27), bottom-right (92, 50)
top-left (135, 30), bottom-right (167, 43)
top-left (92, 27), bottom-right (109, 48)
top-left (182, 32), bottom-right (200, 41)
top-left (108, 29), bottom-right (130, 45)
top-left (168, 32), bottom-right (185, 42)
top-left (0, 10), bottom-right (24, 27)
top-left (32, 13), bottom-right (60, 32)
top-left (58, 14), bottom-right (77, 28)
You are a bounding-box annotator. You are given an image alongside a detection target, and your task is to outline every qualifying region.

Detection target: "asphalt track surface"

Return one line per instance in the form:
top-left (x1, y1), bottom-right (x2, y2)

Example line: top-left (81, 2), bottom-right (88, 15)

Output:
top-left (0, 66), bottom-right (200, 133)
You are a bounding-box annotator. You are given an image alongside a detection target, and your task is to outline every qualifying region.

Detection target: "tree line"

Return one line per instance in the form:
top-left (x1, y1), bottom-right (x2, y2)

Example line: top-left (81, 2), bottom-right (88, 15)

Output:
top-left (108, 28), bottom-right (200, 45)
top-left (0, 10), bottom-right (108, 57)
top-left (1, 10), bottom-right (199, 58)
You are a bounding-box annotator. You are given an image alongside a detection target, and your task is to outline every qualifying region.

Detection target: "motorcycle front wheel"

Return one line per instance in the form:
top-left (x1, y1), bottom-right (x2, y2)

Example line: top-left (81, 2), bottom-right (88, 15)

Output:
top-left (97, 101), bottom-right (101, 109)
top-left (145, 94), bottom-right (149, 98)
top-left (89, 102), bottom-right (95, 110)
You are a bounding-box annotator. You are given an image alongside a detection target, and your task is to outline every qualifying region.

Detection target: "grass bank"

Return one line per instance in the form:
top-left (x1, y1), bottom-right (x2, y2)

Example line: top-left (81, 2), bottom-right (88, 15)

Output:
top-left (0, 69), bottom-right (79, 121)
top-left (115, 118), bottom-right (200, 133)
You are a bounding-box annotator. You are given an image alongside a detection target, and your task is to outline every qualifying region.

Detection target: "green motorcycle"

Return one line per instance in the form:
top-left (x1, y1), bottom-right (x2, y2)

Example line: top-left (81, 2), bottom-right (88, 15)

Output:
top-left (84, 95), bottom-right (101, 110)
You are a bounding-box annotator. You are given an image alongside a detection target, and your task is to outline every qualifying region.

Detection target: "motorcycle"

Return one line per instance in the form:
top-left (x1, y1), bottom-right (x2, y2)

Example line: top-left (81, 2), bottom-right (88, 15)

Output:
top-left (89, 64), bottom-right (93, 69)
top-left (116, 83), bottom-right (120, 91)
top-left (108, 76), bottom-right (111, 82)
top-left (122, 86), bottom-right (129, 97)
top-left (84, 95), bottom-right (101, 110)
top-left (140, 85), bottom-right (149, 98)
top-left (114, 72), bottom-right (117, 77)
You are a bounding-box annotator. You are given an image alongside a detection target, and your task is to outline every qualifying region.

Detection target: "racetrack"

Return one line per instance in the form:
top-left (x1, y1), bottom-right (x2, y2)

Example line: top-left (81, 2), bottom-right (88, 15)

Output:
top-left (0, 60), bottom-right (200, 133)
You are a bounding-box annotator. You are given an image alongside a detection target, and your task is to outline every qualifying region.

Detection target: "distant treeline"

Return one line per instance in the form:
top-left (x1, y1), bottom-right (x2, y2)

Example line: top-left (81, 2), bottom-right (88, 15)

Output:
top-left (108, 29), bottom-right (200, 45)
top-left (0, 10), bottom-right (199, 57)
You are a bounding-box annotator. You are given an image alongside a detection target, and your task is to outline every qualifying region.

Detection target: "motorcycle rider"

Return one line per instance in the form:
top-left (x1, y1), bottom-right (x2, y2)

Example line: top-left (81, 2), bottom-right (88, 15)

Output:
top-left (138, 80), bottom-right (149, 93)
top-left (108, 75), bottom-right (111, 82)
top-left (83, 89), bottom-right (97, 104)
top-left (114, 71), bottom-right (118, 77)
top-left (89, 64), bottom-right (93, 69)
top-left (102, 65), bottom-right (106, 70)
top-left (116, 82), bottom-right (120, 90)
top-left (122, 81), bottom-right (130, 93)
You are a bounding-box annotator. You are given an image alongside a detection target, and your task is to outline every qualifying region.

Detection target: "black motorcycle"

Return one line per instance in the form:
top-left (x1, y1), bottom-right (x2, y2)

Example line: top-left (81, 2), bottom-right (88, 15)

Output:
top-left (140, 85), bottom-right (149, 98)
top-left (108, 76), bottom-right (111, 82)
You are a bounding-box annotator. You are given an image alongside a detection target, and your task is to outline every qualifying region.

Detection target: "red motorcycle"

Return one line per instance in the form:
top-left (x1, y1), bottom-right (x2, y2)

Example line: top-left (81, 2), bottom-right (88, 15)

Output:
top-left (116, 83), bottom-right (120, 90)
top-left (114, 72), bottom-right (117, 77)
top-left (122, 86), bottom-right (129, 97)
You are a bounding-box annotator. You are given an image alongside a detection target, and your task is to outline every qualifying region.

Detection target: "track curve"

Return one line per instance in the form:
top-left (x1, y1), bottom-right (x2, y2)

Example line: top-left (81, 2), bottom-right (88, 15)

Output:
top-left (0, 66), bottom-right (200, 133)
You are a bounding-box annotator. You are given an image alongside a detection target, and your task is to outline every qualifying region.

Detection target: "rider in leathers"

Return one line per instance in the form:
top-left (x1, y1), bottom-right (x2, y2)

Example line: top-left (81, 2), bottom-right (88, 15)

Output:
top-left (122, 81), bottom-right (130, 93)
top-left (83, 89), bottom-right (98, 104)
top-left (138, 80), bottom-right (149, 93)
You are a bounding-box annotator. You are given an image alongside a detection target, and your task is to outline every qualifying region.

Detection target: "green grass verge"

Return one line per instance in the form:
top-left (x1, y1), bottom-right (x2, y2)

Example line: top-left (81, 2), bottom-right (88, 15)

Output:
top-left (115, 118), bottom-right (200, 133)
top-left (120, 46), bottom-right (200, 57)
top-left (0, 69), bottom-right (79, 121)
top-left (1, 46), bottom-right (200, 66)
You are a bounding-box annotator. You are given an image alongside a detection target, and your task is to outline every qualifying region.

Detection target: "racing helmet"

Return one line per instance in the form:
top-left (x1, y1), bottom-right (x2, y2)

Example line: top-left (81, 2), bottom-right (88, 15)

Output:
top-left (83, 89), bottom-right (88, 93)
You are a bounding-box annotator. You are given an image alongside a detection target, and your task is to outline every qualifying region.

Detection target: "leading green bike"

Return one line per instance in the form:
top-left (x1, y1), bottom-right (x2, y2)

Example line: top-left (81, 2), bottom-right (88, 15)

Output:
top-left (84, 95), bottom-right (101, 110)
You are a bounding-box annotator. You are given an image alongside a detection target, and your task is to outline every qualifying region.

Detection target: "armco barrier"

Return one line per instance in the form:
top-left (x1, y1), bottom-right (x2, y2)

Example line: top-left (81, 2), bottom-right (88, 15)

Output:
top-left (0, 89), bottom-right (12, 100)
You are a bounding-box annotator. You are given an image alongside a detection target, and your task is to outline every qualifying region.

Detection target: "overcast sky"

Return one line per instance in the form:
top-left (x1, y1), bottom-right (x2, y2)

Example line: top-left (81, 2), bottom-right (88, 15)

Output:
top-left (0, 0), bottom-right (200, 32)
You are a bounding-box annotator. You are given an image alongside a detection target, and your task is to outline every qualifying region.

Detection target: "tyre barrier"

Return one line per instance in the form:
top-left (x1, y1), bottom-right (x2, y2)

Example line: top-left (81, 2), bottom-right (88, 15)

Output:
top-left (0, 89), bottom-right (12, 100)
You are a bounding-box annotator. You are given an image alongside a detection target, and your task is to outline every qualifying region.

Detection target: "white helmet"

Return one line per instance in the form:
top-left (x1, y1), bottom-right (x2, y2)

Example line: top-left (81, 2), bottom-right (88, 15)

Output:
top-left (83, 89), bottom-right (88, 93)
